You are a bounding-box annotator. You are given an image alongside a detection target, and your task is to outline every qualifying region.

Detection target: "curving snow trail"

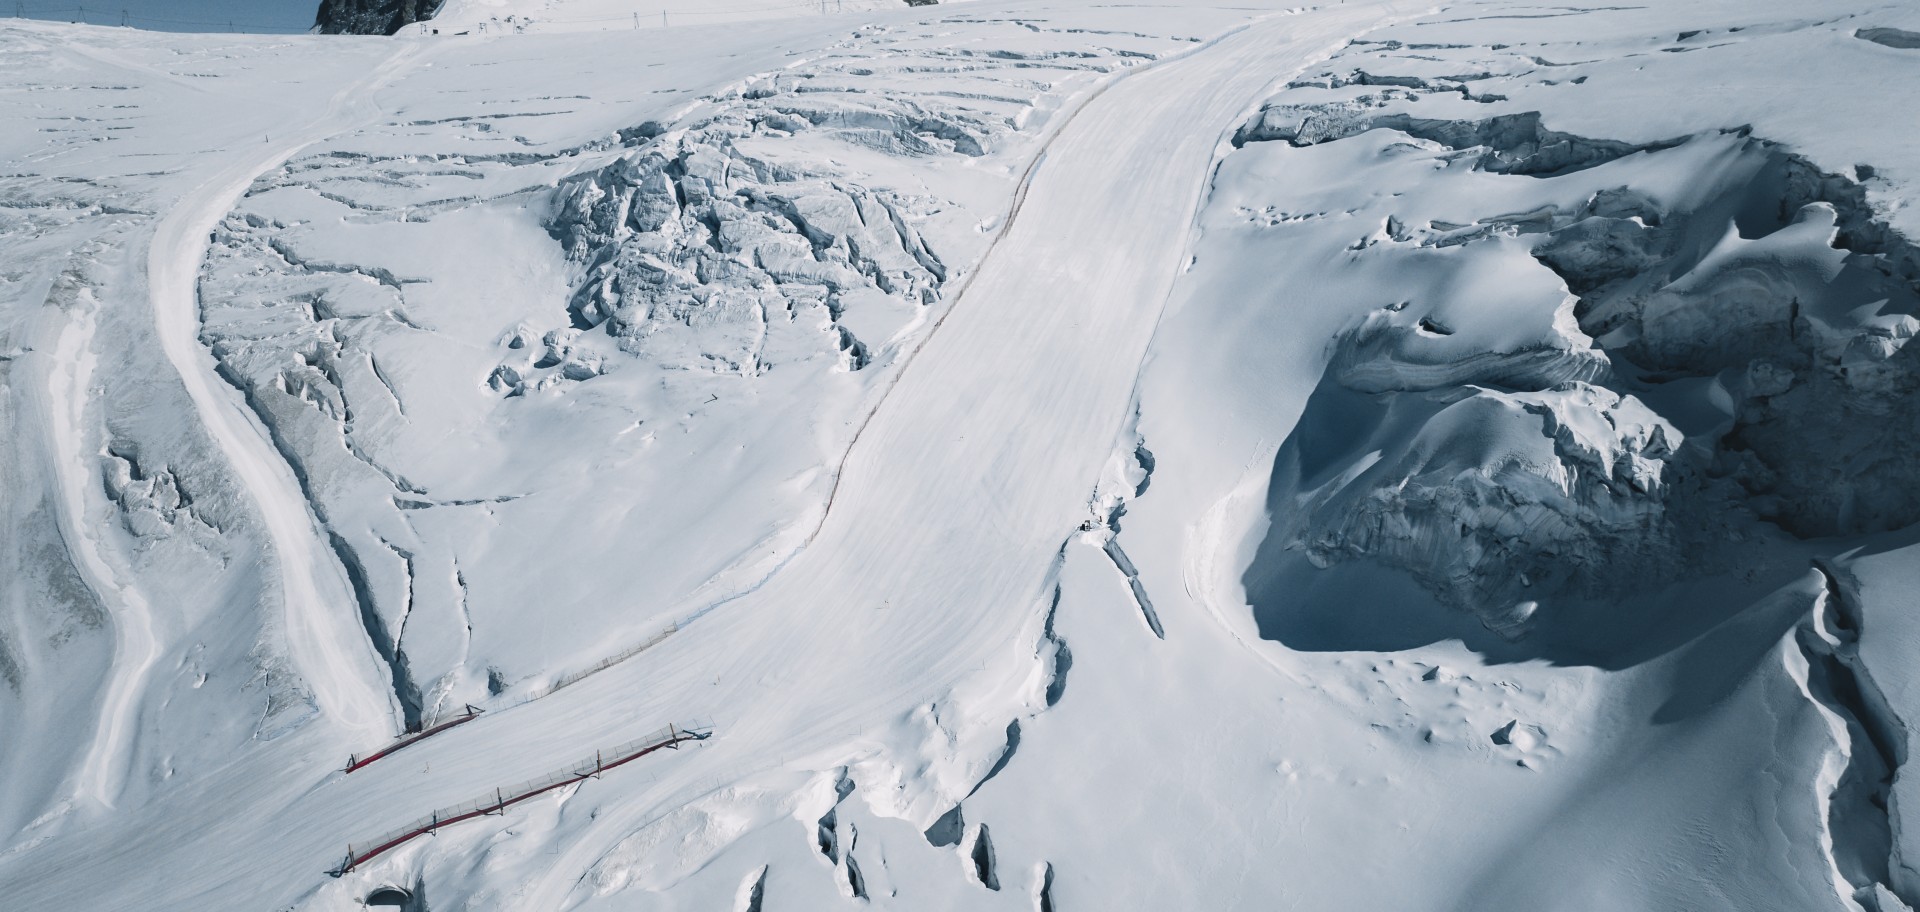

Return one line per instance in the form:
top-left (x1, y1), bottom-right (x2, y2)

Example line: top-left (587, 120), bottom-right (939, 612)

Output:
top-left (32, 302), bottom-right (161, 810)
top-left (146, 42), bottom-right (432, 739)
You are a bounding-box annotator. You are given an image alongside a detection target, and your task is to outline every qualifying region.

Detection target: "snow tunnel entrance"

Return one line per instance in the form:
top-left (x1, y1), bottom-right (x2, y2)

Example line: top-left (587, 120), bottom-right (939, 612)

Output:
top-left (365, 885), bottom-right (414, 908)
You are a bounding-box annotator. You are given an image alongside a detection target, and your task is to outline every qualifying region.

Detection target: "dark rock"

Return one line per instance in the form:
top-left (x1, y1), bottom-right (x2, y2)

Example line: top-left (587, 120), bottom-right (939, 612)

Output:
top-left (314, 0), bottom-right (444, 36)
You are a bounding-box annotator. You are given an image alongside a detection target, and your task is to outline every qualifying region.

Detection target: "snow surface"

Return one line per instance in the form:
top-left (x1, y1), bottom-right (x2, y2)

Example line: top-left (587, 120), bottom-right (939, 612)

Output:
top-left (3, 0), bottom-right (1920, 910)
top-left (427, 0), bottom-right (968, 36)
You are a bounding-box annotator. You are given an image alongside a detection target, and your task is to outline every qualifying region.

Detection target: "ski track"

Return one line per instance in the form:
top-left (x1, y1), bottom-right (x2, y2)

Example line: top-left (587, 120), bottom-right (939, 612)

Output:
top-left (810, 8), bottom-right (1261, 545)
top-left (146, 41), bottom-right (434, 739)
top-left (30, 302), bottom-right (161, 811)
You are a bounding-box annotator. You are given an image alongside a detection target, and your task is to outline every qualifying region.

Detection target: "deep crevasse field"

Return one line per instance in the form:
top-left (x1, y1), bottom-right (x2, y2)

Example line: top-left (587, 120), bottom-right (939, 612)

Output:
top-left (2, 0), bottom-right (1920, 909)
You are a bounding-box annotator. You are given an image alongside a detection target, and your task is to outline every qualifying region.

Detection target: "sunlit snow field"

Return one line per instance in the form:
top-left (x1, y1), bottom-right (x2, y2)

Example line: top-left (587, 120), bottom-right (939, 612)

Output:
top-left (3, 1), bottom-right (1920, 909)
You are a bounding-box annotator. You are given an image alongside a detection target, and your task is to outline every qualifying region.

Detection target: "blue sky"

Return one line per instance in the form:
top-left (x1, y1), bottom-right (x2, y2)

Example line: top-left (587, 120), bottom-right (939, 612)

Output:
top-left (13, 0), bottom-right (319, 32)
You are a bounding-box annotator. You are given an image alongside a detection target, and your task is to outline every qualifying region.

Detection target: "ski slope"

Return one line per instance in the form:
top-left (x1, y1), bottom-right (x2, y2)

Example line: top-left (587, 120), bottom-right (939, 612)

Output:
top-left (5, 1), bottom-right (1920, 910)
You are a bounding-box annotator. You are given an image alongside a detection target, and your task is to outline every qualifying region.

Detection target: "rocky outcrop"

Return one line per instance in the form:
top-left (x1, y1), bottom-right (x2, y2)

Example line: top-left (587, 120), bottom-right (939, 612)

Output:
top-left (313, 0), bottom-right (443, 36)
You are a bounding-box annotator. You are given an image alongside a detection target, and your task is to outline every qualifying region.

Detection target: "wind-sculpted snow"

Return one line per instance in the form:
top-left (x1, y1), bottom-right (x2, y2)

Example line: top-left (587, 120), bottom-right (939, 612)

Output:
top-left (1178, 11), bottom-right (1920, 905)
top-left (1282, 380), bottom-right (1678, 637)
top-left (1567, 150), bottom-right (1920, 539)
top-left (1235, 77), bottom-right (1920, 639)
top-left (1325, 274), bottom-right (1610, 393)
top-left (1236, 108), bottom-right (1664, 177)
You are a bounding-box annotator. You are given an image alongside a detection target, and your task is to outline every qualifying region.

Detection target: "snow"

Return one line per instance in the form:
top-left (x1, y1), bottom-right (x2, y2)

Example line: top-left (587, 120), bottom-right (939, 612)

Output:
top-left (428, 0), bottom-right (938, 36)
top-left (146, 37), bottom-right (429, 745)
top-left (3, 0), bottom-right (1920, 910)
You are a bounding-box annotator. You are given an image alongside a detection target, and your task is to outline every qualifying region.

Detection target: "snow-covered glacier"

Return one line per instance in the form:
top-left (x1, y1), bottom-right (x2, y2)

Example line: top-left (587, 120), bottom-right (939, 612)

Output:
top-left (3, 0), bottom-right (1920, 910)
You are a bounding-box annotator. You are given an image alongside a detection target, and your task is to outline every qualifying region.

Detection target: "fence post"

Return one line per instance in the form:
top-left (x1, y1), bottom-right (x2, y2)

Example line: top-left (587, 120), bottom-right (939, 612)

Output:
top-left (669, 723), bottom-right (680, 747)
top-left (594, 751), bottom-right (603, 778)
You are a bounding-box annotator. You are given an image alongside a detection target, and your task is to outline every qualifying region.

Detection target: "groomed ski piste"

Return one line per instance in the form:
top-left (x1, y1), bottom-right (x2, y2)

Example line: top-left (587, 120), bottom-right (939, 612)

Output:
top-left (3, 0), bottom-right (1920, 909)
